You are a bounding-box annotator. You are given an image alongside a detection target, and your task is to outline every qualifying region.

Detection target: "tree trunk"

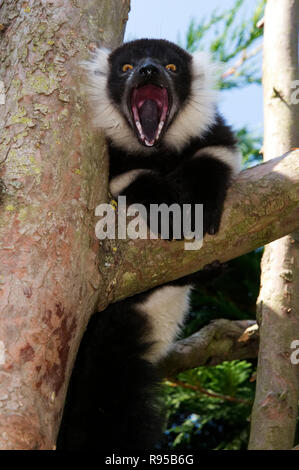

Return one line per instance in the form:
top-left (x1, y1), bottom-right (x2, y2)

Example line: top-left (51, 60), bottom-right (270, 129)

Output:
top-left (249, 0), bottom-right (299, 450)
top-left (0, 0), bottom-right (129, 450)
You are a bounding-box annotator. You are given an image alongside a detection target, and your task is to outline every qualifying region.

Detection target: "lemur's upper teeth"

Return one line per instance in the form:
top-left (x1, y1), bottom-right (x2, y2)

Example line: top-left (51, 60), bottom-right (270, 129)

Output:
top-left (135, 121), bottom-right (145, 139)
top-left (158, 121), bottom-right (164, 131)
top-left (156, 120), bottom-right (164, 139)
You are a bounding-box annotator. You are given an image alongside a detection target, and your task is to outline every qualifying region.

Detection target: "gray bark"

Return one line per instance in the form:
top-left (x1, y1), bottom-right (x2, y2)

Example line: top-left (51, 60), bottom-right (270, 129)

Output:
top-left (249, 0), bottom-right (299, 450)
top-left (158, 319), bottom-right (259, 377)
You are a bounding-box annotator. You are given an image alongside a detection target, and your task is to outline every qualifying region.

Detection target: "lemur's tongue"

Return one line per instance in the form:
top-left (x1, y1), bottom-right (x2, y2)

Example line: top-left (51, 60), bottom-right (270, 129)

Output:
top-left (131, 85), bottom-right (168, 146)
top-left (139, 100), bottom-right (159, 143)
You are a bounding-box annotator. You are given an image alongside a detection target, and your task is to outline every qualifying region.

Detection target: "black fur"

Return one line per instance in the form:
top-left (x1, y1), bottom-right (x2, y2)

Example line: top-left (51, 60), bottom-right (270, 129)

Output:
top-left (57, 39), bottom-right (240, 450)
top-left (57, 294), bottom-right (165, 450)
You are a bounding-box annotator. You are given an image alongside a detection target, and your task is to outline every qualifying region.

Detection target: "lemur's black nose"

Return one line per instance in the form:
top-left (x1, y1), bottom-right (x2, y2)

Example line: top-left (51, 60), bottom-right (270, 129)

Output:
top-left (139, 63), bottom-right (159, 77)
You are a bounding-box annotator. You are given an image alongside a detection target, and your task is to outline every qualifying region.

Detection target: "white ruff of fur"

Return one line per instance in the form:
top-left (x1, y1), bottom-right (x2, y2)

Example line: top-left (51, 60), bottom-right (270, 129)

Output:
top-left (164, 51), bottom-right (219, 151)
top-left (193, 145), bottom-right (242, 175)
top-left (83, 48), bottom-right (218, 153)
top-left (82, 48), bottom-right (142, 152)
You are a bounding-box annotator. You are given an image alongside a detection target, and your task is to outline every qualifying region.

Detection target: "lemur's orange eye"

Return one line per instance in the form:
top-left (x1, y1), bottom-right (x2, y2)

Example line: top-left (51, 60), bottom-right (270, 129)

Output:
top-left (166, 64), bottom-right (177, 72)
top-left (122, 64), bottom-right (133, 72)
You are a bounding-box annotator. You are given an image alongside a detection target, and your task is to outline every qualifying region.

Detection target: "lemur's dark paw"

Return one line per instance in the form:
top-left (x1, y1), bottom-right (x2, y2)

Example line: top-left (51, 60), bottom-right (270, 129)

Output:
top-left (169, 260), bottom-right (228, 286)
top-left (195, 260), bottom-right (227, 284)
top-left (203, 205), bottom-right (223, 236)
top-left (202, 260), bottom-right (225, 274)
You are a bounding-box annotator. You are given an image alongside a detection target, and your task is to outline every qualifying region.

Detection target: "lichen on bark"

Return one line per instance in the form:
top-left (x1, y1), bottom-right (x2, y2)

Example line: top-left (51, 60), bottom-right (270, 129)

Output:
top-left (0, 0), bottom-right (130, 450)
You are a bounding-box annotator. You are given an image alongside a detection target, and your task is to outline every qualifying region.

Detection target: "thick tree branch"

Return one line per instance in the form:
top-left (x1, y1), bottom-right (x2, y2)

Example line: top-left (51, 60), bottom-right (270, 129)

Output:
top-left (157, 319), bottom-right (259, 377)
top-left (98, 149), bottom-right (299, 308)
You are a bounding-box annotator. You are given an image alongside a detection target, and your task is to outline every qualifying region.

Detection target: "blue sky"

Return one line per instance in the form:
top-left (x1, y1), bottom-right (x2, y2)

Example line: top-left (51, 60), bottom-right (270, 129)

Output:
top-left (124, 0), bottom-right (263, 136)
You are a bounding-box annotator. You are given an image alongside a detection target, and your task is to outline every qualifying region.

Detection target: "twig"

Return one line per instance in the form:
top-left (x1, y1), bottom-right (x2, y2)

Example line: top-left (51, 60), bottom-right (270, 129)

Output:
top-left (221, 44), bottom-right (262, 80)
top-left (165, 377), bottom-right (252, 405)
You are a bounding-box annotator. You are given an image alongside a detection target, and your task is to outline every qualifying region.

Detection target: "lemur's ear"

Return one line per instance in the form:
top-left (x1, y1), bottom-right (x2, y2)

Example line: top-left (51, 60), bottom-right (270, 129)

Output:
top-left (191, 51), bottom-right (219, 90)
top-left (81, 47), bottom-right (111, 76)
top-left (163, 51), bottom-right (219, 151)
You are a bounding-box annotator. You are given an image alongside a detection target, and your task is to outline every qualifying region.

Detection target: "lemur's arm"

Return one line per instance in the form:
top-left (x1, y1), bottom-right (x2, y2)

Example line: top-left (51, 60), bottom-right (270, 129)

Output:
top-left (110, 156), bottom-right (240, 240)
top-left (171, 153), bottom-right (234, 235)
top-left (119, 159), bottom-right (234, 237)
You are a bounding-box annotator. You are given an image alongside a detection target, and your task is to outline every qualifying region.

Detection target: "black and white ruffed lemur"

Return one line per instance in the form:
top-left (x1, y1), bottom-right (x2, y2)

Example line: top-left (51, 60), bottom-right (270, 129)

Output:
top-left (57, 39), bottom-right (241, 450)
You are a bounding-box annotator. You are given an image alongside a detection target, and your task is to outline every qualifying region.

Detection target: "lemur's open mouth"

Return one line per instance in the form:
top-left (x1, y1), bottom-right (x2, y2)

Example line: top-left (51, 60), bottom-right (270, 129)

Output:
top-left (131, 85), bottom-right (169, 147)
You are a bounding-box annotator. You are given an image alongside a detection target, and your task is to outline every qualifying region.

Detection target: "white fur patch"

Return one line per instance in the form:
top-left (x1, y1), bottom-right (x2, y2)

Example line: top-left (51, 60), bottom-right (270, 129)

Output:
top-left (109, 169), bottom-right (151, 196)
top-left (136, 285), bottom-right (192, 363)
top-left (82, 48), bottom-right (142, 152)
top-left (164, 52), bottom-right (218, 151)
top-left (193, 145), bottom-right (242, 175)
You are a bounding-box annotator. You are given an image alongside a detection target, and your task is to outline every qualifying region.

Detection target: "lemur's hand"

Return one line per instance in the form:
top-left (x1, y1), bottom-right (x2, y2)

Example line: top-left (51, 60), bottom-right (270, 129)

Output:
top-left (119, 171), bottom-right (183, 240)
top-left (170, 154), bottom-right (231, 237)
